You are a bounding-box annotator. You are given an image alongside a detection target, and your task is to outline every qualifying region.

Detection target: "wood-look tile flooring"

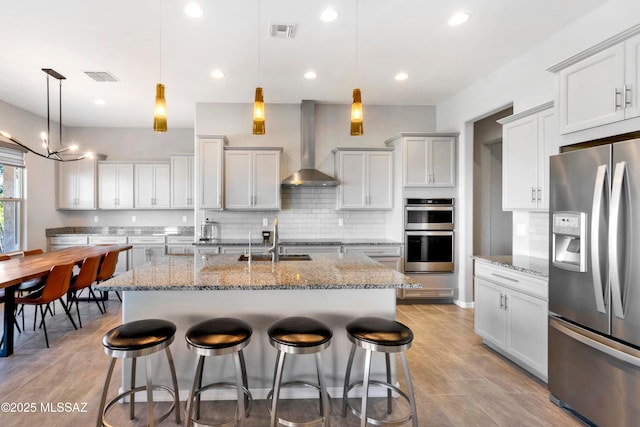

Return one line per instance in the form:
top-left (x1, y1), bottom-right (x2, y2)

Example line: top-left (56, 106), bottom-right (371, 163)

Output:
top-left (0, 299), bottom-right (585, 426)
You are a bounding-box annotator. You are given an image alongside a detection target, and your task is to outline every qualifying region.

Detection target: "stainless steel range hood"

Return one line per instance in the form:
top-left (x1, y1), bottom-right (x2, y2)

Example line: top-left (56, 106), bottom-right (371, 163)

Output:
top-left (282, 100), bottom-right (338, 187)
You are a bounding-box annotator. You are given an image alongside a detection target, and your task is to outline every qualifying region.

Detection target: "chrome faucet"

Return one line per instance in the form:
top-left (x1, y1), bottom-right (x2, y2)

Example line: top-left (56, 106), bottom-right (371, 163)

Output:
top-left (267, 216), bottom-right (279, 262)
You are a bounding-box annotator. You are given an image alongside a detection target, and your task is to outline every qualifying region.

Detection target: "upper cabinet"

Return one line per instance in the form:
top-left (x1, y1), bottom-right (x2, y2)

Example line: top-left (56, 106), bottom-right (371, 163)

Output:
top-left (224, 147), bottom-right (282, 210)
top-left (170, 154), bottom-right (194, 209)
top-left (333, 148), bottom-right (393, 210)
top-left (550, 29), bottom-right (640, 134)
top-left (98, 162), bottom-right (134, 209)
top-left (135, 163), bottom-right (170, 209)
top-left (385, 133), bottom-right (456, 187)
top-left (57, 154), bottom-right (104, 210)
top-left (197, 137), bottom-right (227, 210)
top-left (498, 102), bottom-right (557, 211)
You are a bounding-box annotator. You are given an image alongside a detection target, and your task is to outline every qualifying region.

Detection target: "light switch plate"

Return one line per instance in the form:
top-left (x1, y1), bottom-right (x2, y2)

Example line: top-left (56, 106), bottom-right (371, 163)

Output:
top-left (516, 224), bottom-right (527, 236)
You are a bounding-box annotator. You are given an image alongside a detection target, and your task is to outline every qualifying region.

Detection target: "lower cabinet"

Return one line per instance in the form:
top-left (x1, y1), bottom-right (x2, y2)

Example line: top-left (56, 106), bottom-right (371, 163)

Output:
top-left (166, 236), bottom-right (195, 255)
top-left (128, 236), bottom-right (166, 268)
top-left (88, 235), bottom-right (128, 273)
top-left (342, 245), bottom-right (401, 270)
top-left (474, 261), bottom-right (548, 381)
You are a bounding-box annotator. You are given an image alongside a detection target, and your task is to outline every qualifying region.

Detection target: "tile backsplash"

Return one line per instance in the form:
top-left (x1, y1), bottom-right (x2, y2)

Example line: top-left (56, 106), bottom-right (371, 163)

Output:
top-left (512, 211), bottom-right (549, 259)
top-left (204, 187), bottom-right (390, 240)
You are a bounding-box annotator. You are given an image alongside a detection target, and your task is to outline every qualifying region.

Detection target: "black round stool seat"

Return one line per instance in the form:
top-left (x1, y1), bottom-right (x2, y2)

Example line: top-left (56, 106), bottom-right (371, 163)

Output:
top-left (268, 316), bottom-right (332, 349)
top-left (346, 316), bottom-right (413, 348)
top-left (103, 318), bottom-right (176, 352)
top-left (186, 317), bottom-right (252, 350)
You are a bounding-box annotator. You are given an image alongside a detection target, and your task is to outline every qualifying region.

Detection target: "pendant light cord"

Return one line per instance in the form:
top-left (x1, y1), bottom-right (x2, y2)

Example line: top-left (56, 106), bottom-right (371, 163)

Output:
top-left (257, 0), bottom-right (261, 86)
top-left (355, 0), bottom-right (359, 81)
top-left (159, 0), bottom-right (162, 83)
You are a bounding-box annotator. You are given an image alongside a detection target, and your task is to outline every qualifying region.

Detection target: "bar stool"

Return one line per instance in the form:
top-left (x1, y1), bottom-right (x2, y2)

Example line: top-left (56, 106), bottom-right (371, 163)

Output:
top-left (97, 319), bottom-right (181, 427)
top-left (267, 316), bottom-right (333, 427)
top-left (185, 317), bottom-right (253, 427)
top-left (341, 316), bottom-right (418, 427)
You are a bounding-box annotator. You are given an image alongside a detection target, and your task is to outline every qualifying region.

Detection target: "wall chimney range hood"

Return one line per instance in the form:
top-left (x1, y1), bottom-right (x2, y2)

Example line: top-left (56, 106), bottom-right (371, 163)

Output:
top-left (282, 100), bottom-right (338, 187)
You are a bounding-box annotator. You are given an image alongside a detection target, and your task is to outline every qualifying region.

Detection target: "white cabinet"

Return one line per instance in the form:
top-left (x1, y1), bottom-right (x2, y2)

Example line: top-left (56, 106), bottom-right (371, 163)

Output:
top-left (499, 103), bottom-right (557, 210)
top-left (48, 235), bottom-right (88, 251)
top-left (474, 261), bottom-right (548, 381)
top-left (551, 32), bottom-right (640, 134)
top-left (385, 133), bottom-right (456, 187)
top-left (170, 154), bottom-right (194, 209)
top-left (135, 163), bottom-right (170, 209)
top-left (343, 245), bottom-right (401, 270)
top-left (333, 148), bottom-right (393, 210)
top-left (88, 235), bottom-right (128, 273)
top-left (57, 155), bottom-right (103, 210)
top-left (166, 235), bottom-right (195, 255)
top-left (197, 137), bottom-right (227, 210)
top-left (98, 162), bottom-right (134, 209)
top-left (224, 148), bottom-right (282, 210)
top-left (128, 236), bottom-right (166, 268)
top-left (281, 245), bottom-right (341, 255)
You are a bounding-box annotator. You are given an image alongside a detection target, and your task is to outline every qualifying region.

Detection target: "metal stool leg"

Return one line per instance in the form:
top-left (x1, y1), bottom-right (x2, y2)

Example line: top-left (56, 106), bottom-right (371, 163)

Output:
top-left (145, 356), bottom-right (155, 427)
top-left (96, 358), bottom-right (117, 427)
top-left (239, 349), bottom-right (250, 417)
top-left (400, 352), bottom-right (418, 427)
top-left (385, 353), bottom-right (392, 415)
top-left (130, 358), bottom-right (137, 420)
top-left (165, 347), bottom-right (181, 424)
top-left (341, 343), bottom-right (357, 417)
top-left (270, 350), bottom-right (286, 427)
top-left (360, 349), bottom-right (372, 427)
top-left (187, 355), bottom-right (205, 426)
top-left (233, 351), bottom-right (246, 425)
top-left (315, 352), bottom-right (331, 426)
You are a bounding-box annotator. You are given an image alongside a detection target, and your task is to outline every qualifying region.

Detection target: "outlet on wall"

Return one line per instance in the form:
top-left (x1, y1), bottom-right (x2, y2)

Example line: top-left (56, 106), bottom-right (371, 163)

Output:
top-left (338, 218), bottom-right (344, 227)
top-left (94, 215), bottom-right (99, 223)
top-left (263, 218), bottom-right (268, 227)
top-left (132, 215), bottom-right (136, 223)
top-left (182, 216), bottom-right (187, 223)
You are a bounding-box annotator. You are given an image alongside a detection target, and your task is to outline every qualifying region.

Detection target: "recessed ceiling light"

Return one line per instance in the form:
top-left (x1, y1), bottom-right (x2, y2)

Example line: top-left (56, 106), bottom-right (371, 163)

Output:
top-left (449, 12), bottom-right (470, 26)
top-left (394, 73), bottom-right (409, 81)
top-left (94, 99), bottom-right (106, 105)
top-left (184, 3), bottom-right (204, 18)
top-left (320, 8), bottom-right (339, 22)
top-left (211, 70), bottom-right (225, 79)
top-left (304, 71), bottom-right (317, 79)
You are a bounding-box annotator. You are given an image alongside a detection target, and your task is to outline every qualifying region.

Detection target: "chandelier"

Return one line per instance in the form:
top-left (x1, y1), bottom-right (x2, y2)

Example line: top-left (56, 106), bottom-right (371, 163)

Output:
top-left (0, 68), bottom-right (91, 162)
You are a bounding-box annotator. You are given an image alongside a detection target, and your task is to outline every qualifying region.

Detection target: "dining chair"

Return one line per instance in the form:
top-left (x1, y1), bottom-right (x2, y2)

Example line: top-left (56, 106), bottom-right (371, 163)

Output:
top-left (67, 255), bottom-right (102, 327)
top-left (15, 248), bottom-right (49, 329)
top-left (15, 263), bottom-right (78, 348)
top-left (95, 251), bottom-right (121, 308)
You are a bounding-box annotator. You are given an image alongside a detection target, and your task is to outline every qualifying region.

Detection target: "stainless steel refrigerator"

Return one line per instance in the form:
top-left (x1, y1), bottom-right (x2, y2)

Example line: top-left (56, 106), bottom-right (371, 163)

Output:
top-left (549, 137), bottom-right (640, 427)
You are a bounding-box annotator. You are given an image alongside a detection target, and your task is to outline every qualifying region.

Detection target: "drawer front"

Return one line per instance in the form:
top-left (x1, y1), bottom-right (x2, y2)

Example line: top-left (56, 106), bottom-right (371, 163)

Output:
top-left (281, 246), bottom-right (341, 254)
top-left (50, 236), bottom-right (88, 245)
top-left (128, 236), bottom-right (166, 244)
top-left (343, 245), bottom-right (401, 257)
top-left (475, 262), bottom-right (548, 300)
top-left (166, 236), bottom-right (195, 244)
top-left (88, 236), bottom-right (127, 244)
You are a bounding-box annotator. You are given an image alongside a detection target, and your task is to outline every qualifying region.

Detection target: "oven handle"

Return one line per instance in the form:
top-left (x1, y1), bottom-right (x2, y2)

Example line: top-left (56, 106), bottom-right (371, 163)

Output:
top-left (406, 231), bottom-right (454, 236)
top-left (405, 206), bottom-right (453, 211)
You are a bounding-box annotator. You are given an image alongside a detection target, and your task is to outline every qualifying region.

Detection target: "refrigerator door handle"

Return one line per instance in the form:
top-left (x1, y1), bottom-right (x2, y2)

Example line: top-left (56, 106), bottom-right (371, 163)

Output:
top-left (550, 317), bottom-right (640, 368)
top-left (609, 161), bottom-right (627, 319)
top-left (591, 164), bottom-right (608, 314)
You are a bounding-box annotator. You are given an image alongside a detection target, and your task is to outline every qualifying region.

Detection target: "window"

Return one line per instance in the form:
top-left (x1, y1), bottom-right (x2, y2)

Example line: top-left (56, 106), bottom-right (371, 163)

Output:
top-left (0, 142), bottom-right (26, 253)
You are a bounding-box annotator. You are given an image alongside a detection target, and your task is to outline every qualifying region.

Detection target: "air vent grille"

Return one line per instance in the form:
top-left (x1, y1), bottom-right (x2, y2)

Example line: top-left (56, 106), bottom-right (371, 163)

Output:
top-left (84, 71), bottom-right (119, 82)
top-left (269, 23), bottom-right (296, 39)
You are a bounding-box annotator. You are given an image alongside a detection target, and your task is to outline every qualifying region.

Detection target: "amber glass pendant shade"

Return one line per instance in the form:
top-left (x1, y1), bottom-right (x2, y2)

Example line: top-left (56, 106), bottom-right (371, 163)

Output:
top-left (253, 87), bottom-right (265, 135)
top-left (350, 88), bottom-right (363, 136)
top-left (153, 83), bottom-right (167, 132)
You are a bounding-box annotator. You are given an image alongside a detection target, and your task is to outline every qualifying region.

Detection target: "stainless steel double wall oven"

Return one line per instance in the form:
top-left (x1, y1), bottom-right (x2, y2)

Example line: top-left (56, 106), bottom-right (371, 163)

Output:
top-left (404, 198), bottom-right (455, 273)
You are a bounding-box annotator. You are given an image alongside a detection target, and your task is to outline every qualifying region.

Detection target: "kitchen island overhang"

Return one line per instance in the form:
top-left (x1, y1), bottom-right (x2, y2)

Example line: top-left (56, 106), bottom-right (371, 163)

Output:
top-left (97, 253), bottom-right (420, 401)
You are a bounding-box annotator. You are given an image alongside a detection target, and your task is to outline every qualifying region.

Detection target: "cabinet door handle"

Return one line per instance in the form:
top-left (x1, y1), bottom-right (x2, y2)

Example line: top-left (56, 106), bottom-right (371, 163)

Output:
top-left (614, 88), bottom-right (622, 110)
top-left (531, 187), bottom-right (536, 203)
top-left (504, 294), bottom-right (509, 310)
top-left (537, 188), bottom-right (542, 202)
top-left (624, 84), bottom-right (632, 107)
top-left (499, 293), bottom-right (504, 309)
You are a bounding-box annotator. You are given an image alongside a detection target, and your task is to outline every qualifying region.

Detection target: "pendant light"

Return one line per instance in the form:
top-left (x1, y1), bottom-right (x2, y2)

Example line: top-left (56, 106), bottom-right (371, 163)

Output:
top-left (253, 0), bottom-right (265, 135)
top-left (153, 0), bottom-right (167, 132)
top-left (350, 0), bottom-right (363, 136)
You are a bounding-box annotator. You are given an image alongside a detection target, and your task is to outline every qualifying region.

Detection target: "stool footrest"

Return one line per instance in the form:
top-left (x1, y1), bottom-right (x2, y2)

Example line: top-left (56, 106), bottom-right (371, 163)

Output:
top-left (190, 381), bottom-right (252, 421)
top-left (267, 381), bottom-right (332, 427)
top-left (101, 384), bottom-right (177, 427)
top-left (345, 380), bottom-right (413, 427)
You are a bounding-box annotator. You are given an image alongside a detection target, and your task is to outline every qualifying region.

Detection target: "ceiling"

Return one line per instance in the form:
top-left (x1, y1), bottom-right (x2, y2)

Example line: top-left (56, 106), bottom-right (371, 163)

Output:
top-left (0, 0), bottom-right (608, 129)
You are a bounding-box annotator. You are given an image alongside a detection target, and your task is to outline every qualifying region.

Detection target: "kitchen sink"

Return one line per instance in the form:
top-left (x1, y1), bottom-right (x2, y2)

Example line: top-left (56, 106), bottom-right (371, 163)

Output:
top-left (237, 254), bottom-right (312, 261)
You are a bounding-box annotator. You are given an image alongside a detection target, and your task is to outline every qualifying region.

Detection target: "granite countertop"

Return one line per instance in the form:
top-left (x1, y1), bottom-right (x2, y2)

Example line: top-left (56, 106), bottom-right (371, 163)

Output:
top-left (97, 252), bottom-right (419, 291)
top-left (472, 255), bottom-right (549, 277)
top-left (47, 226), bottom-right (194, 237)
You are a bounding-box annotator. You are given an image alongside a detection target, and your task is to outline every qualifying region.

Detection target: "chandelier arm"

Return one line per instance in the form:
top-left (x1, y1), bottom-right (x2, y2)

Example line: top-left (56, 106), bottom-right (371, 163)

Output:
top-left (2, 134), bottom-right (83, 162)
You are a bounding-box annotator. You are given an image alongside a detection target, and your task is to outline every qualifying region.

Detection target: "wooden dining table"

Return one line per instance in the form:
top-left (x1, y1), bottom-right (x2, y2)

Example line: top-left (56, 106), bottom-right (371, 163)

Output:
top-left (0, 245), bottom-right (131, 357)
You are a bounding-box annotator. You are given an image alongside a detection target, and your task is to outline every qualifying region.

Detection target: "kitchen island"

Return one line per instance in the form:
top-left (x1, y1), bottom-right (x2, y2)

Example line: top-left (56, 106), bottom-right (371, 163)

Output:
top-left (97, 252), bottom-right (419, 401)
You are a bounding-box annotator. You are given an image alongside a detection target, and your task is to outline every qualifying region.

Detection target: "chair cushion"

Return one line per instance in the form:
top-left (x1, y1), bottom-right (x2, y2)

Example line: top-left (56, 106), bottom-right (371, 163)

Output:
top-left (268, 316), bottom-right (332, 347)
top-left (102, 319), bottom-right (176, 351)
top-left (346, 316), bottom-right (413, 346)
top-left (186, 317), bottom-right (252, 349)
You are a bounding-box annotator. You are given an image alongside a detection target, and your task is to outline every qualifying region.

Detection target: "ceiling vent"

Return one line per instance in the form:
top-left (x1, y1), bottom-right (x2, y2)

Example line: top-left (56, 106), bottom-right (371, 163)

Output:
top-left (84, 71), bottom-right (119, 82)
top-left (269, 23), bottom-right (296, 39)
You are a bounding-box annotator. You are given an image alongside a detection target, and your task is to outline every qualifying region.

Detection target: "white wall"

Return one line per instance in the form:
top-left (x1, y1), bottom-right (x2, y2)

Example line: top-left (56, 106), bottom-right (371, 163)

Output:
top-left (436, 0), bottom-right (640, 304)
